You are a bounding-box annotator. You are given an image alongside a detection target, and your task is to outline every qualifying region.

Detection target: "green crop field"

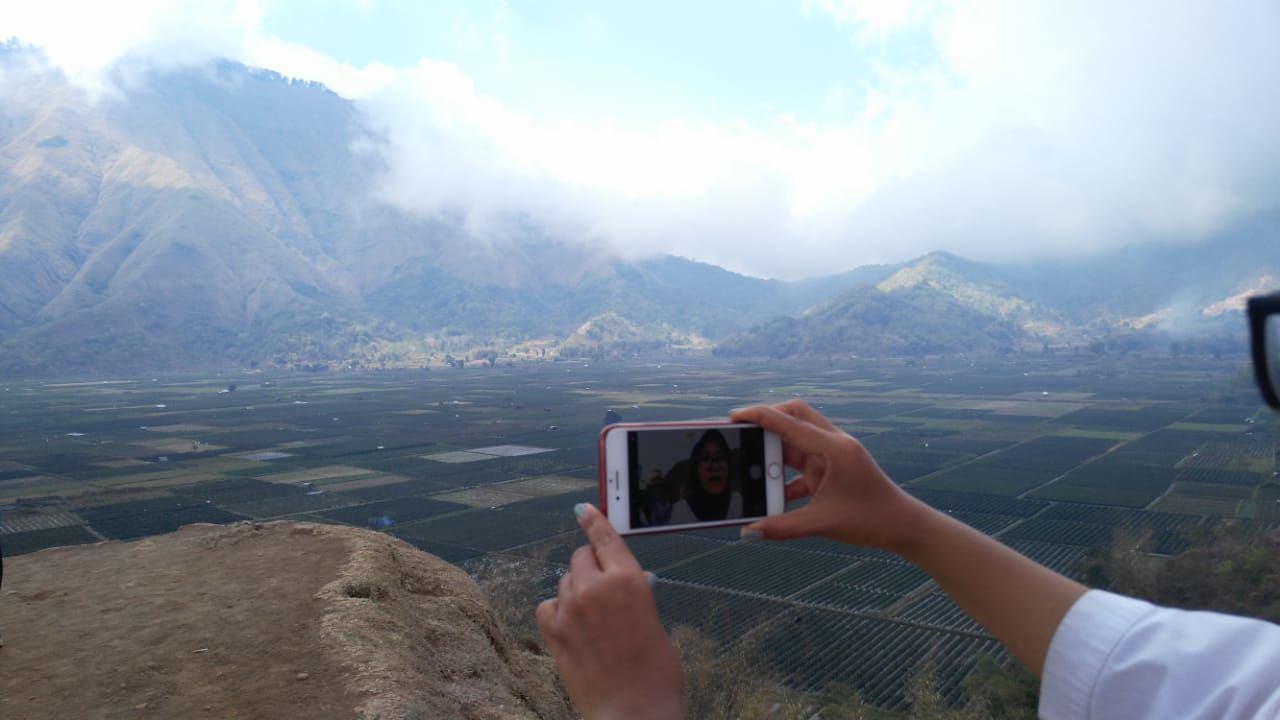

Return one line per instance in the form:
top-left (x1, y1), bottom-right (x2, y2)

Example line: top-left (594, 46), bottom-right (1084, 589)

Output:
top-left (1, 353), bottom-right (1276, 712)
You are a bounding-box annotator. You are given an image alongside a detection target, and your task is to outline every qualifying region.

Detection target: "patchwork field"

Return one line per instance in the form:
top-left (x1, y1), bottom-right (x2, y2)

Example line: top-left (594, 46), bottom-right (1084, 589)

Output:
top-left (1, 354), bottom-right (1277, 711)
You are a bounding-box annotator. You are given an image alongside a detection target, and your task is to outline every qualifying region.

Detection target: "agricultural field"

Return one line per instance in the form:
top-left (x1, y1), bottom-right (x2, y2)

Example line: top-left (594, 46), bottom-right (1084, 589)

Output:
top-left (1, 353), bottom-right (1277, 711)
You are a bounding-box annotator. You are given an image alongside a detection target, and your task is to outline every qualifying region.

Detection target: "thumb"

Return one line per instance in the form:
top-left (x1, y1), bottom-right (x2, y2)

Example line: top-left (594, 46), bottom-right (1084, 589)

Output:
top-left (741, 505), bottom-right (821, 542)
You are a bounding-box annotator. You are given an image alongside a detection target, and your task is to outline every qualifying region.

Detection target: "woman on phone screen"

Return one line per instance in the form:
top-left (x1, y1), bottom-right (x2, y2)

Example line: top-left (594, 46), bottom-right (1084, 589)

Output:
top-left (668, 429), bottom-right (739, 523)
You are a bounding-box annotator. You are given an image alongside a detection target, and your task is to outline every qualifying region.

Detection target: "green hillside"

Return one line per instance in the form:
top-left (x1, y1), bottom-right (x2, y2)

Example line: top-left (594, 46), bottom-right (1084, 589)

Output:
top-left (715, 283), bottom-right (1023, 358)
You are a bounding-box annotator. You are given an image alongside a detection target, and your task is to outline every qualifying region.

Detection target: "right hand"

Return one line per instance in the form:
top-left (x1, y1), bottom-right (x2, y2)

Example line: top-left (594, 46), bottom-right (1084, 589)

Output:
top-left (536, 504), bottom-right (683, 719)
top-left (731, 400), bottom-right (925, 552)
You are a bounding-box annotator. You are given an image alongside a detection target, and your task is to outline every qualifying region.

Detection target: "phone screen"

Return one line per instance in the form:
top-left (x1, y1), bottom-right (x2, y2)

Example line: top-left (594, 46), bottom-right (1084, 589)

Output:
top-left (626, 426), bottom-right (767, 529)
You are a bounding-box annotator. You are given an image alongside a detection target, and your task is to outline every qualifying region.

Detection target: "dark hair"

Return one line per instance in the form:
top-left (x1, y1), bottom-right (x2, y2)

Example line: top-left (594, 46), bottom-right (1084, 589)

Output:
top-left (689, 429), bottom-right (729, 466)
top-left (685, 429), bottom-right (732, 521)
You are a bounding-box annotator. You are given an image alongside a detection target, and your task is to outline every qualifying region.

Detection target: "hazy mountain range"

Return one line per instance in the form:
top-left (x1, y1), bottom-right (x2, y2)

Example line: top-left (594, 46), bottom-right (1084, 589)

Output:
top-left (1, 48), bottom-right (1276, 376)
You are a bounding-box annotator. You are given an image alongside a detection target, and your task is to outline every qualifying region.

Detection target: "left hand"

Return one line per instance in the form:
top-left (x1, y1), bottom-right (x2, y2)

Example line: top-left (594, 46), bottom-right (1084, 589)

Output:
top-left (536, 504), bottom-right (684, 719)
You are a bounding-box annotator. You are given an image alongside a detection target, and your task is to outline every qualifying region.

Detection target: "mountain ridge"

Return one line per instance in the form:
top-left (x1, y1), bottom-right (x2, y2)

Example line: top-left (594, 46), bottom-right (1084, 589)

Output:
top-left (1, 51), bottom-right (1276, 376)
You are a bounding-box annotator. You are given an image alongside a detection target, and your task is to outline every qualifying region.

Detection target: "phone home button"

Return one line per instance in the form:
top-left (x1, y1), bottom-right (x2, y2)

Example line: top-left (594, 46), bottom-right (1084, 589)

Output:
top-left (768, 462), bottom-right (782, 479)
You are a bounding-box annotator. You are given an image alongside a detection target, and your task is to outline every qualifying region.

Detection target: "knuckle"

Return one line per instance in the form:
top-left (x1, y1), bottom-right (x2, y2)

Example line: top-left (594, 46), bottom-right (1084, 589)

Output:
top-left (783, 399), bottom-right (813, 417)
top-left (610, 568), bottom-right (647, 594)
top-left (625, 572), bottom-right (650, 594)
top-left (575, 578), bottom-right (604, 604)
top-left (535, 602), bottom-right (557, 632)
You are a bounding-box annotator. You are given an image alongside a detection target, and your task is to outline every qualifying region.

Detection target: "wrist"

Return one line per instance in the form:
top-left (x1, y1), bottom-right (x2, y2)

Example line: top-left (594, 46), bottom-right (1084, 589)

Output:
top-left (879, 491), bottom-right (947, 558)
top-left (596, 693), bottom-right (683, 720)
top-left (592, 655), bottom-right (683, 720)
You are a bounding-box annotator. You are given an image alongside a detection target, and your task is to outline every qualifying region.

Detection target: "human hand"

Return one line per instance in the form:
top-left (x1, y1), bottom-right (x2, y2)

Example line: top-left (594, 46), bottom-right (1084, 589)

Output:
top-left (536, 503), bottom-right (684, 720)
top-left (731, 400), bottom-right (927, 553)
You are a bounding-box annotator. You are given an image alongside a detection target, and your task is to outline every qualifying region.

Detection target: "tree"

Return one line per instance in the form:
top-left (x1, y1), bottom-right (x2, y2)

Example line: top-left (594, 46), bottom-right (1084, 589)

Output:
top-left (1079, 524), bottom-right (1280, 623)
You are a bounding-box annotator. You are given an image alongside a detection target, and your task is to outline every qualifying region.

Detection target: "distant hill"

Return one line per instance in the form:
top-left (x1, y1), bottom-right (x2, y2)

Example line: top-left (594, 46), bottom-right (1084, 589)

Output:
top-left (996, 230), bottom-right (1280, 331)
top-left (0, 47), bottom-right (1275, 374)
top-left (716, 257), bottom-right (1028, 358)
top-left (717, 241), bottom-right (1280, 359)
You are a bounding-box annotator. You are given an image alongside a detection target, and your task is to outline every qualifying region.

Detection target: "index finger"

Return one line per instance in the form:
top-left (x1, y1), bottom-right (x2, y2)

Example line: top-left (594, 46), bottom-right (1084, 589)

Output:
top-left (773, 399), bottom-right (838, 432)
top-left (731, 404), bottom-right (831, 458)
top-left (575, 503), bottom-right (642, 573)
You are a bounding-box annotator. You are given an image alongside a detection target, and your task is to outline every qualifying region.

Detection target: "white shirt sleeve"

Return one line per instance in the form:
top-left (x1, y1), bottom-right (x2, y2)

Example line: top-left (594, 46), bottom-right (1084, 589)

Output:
top-left (1040, 589), bottom-right (1280, 719)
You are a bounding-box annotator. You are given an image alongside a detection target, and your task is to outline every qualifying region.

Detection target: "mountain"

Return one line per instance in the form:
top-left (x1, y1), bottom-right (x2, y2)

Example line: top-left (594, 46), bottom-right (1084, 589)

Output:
top-left (996, 230), bottom-right (1280, 333)
top-left (717, 242), bottom-right (1279, 359)
top-left (0, 52), bottom-right (381, 372)
top-left (1, 47), bottom-right (1275, 375)
top-left (716, 254), bottom-right (1032, 358)
top-left (0, 50), bottom-right (853, 375)
top-left (873, 251), bottom-right (1065, 336)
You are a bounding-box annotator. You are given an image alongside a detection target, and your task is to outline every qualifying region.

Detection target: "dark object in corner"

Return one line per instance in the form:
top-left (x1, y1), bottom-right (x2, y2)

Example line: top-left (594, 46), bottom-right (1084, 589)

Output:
top-left (1247, 293), bottom-right (1280, 409)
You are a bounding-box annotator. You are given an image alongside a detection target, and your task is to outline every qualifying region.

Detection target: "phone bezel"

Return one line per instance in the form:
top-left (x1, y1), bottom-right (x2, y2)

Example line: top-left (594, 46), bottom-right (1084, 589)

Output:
top-left (599, 421), bottom-right (785, 536)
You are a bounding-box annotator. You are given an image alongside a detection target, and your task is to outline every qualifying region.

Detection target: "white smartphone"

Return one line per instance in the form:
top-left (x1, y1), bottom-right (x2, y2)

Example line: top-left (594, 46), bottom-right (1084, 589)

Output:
top-left (599, 421), bottom-right (786, 536)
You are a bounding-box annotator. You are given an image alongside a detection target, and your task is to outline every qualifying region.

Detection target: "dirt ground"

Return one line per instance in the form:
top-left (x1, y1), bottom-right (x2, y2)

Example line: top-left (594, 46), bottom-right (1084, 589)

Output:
top-left (0, 522), bottom-right (569, 720)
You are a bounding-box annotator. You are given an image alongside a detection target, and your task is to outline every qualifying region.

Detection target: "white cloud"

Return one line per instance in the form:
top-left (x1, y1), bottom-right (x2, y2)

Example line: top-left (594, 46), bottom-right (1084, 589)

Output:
top-left (3, 1), bottom-right (1279, 278)
top-left (807, 0), bottom-right (940, 36)
top-left (0, 0), bottom-right (396, 97)
top-left (0, 0), bottom-right (251, 92)
top-left (835, 0), bottom-right (1280, 263)
top-left (242, 35), bottom-right (397, 98)
top-left (356, 1), bottom-right (1280, 277)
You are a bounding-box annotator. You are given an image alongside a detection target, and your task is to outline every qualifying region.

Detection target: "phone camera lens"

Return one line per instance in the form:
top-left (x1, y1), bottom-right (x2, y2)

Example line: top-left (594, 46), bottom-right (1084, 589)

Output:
top-left (749, 465), bottom-right (763, 481)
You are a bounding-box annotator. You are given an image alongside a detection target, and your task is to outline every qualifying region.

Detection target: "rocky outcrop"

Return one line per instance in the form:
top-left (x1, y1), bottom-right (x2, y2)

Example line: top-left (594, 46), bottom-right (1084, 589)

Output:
top-left (0, 521), bottom-right (570, 719)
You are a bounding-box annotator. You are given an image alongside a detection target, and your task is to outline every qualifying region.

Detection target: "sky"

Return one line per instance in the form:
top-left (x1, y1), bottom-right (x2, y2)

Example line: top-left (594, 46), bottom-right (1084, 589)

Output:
top-left (3, 0), bottom-right (1279, 279)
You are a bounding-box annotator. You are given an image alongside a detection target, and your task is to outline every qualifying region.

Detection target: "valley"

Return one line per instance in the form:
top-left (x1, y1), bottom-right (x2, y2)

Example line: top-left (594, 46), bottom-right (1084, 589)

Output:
top-left (2, 354), bottom-right (1275, 710)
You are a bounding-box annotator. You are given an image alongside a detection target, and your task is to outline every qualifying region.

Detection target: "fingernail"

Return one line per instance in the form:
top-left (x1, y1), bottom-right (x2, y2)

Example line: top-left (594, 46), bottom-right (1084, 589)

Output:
top-left (574, 503), bottom-right (589, 520)
top-left (739, 528), bottom-right (762, 542)
top-left (644, 571), bottom-right (658, 587)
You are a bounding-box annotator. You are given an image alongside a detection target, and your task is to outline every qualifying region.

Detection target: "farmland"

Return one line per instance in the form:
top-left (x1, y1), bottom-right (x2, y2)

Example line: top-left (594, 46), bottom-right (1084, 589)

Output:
top-left (1, 353), bottom-right (1277, 711)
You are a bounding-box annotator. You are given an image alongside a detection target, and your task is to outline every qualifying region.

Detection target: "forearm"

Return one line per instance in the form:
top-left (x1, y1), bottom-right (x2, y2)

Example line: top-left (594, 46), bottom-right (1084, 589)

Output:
top-left (728, 401), bottom-right (1087, 675)
top-left (888, 495), bottom-right (1087, 676)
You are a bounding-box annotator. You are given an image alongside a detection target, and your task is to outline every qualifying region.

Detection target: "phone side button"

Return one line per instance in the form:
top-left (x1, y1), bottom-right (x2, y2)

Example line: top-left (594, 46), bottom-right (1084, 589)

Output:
top-left (768, 462), bottom-right (782, 479)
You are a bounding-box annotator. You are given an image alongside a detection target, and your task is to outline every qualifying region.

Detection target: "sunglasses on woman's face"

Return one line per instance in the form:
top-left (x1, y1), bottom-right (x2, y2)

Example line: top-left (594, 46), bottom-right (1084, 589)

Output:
top-left (1247, 293), bottom-right (1280, 409)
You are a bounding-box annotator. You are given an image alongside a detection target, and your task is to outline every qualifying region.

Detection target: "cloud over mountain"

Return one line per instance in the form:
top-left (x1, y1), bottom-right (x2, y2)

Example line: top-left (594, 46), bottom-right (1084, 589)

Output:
top-left (2, 1), bottom-right (1278, 278)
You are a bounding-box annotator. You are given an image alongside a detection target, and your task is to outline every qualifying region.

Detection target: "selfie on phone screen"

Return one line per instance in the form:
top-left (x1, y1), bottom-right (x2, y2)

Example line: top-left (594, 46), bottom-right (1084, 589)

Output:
top-left (628, 427), bottom-right (767, 528)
